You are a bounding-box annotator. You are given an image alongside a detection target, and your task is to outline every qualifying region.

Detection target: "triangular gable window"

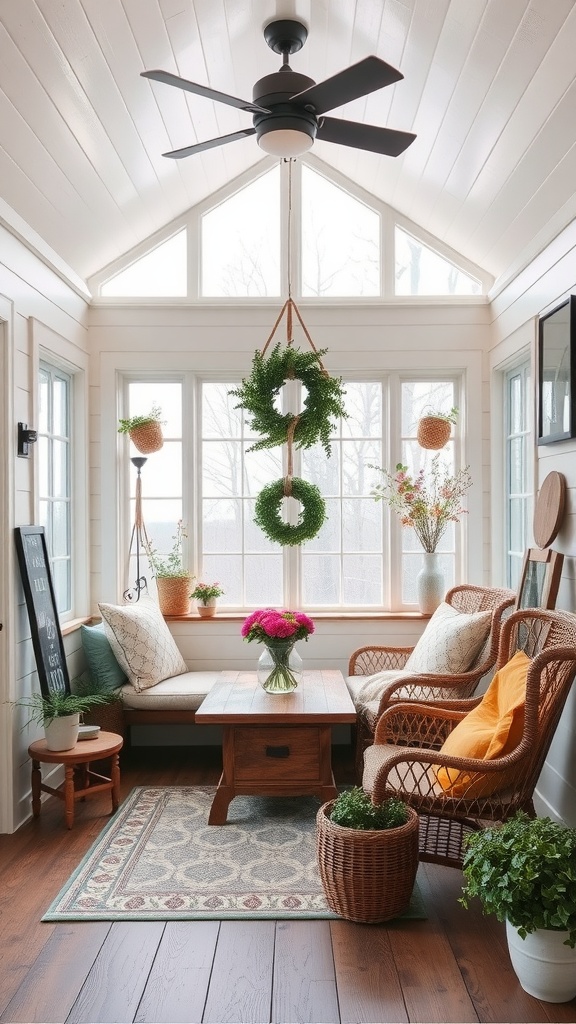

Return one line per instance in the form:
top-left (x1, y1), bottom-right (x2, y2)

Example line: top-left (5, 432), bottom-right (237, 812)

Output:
top-left (101, 230), bottom-right (187, 297)
top-left (395, 226), bottom-right (481, 295)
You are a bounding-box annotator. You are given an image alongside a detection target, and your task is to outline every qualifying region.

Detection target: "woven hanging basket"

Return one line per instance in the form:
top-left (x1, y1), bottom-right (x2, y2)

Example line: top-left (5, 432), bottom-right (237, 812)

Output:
top-left (129, 421), bottom-right (164, 455)
top-left (156, 575), bottom-right (192, 616)
top-left (316, 802), bottom-right (419, 923)
top-left (417, 415), bottom-right (451, 450)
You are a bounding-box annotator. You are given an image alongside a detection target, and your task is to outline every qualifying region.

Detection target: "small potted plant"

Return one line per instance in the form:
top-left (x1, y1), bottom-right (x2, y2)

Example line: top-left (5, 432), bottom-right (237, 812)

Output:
top-left (145, 521), bottom-right (193, 615)
top-left (316, 787), bottom-right (419, 923)
top-left (13, 691), bottom-right (115, 751)
top-left (416, 405), bottom-right (459, 449)
top-left (191, 581), bottom-right (224, 618)
top-left (460, 812), bottom-right (576, 1002)
top-left (118, 403), bottom-right (165, 454)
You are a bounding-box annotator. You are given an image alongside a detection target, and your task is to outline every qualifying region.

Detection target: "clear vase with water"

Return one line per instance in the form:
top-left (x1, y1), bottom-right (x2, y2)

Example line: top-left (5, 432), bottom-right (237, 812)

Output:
top-left (257, 640), bottom-right (303, 693)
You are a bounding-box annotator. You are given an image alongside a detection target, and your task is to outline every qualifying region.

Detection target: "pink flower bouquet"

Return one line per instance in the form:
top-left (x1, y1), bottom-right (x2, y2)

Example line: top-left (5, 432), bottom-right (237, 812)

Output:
top-left (242, 609), bottom-right (315, 693)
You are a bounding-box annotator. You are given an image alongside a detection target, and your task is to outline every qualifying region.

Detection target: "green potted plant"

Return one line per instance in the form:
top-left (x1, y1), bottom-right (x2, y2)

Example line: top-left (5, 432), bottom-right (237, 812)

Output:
top-left (460, 812), bottom-right (576, 1002)
top-left (117, 403), bottom-right (165, 454)
top-left (145, 521), bottom-right (194, 615)
top-left (190, 581), bottom-right (224, 618)
top-left (14, 691), bottom-right (114, 751)
top-left (316, 787), bottom-right (419, 923)
top-left (416, 405), bottom-right (459, 449)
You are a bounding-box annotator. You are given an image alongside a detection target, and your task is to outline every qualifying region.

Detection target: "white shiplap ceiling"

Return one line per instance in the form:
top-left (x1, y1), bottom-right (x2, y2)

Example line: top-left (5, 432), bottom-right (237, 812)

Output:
top-left (2, 0), bottom-right (576, 289)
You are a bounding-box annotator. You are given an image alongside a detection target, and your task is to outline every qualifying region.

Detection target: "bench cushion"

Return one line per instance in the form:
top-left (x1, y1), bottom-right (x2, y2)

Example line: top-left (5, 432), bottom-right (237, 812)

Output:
top-left (121, 671), bottom-right (220, 711)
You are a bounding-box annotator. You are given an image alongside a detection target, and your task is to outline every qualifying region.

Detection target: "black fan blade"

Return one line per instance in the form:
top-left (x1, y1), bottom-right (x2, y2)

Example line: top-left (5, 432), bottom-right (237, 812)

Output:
top-left (317, 116), bottom-right (415, 157)
top-left (142, 70), bottom-right (270, 114)
top-left (163, 128), bottom-right (256, 159)
top-left (290, 56), bottom-right (403, 115)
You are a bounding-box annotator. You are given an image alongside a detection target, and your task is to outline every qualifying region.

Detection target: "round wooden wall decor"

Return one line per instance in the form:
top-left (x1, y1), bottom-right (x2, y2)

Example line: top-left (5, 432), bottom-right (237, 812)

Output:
top-left (533, 471), bottom-right (567, 548)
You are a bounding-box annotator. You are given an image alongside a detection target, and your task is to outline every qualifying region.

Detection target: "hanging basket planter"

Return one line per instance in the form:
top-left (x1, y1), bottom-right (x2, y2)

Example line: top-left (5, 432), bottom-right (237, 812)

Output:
top-left (417, 414), bottom-right (452, 450)
top-left (129, 421), bottom-right (164, 454)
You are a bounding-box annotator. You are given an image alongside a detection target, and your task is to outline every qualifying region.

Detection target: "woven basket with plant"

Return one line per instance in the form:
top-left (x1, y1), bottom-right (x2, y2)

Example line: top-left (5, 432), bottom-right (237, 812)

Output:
top-left (416, 406), bottom-right (458, 450)
top-left (118, 404), bottom-right (165, 455)
top-left (316, 788), bottom-right (419, 923)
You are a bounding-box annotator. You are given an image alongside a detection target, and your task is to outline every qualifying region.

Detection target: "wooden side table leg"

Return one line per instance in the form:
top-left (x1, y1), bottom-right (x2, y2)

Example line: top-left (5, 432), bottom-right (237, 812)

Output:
top-left (31, 759), bottom-right (41, 817)
top-left (111, 752), bottom-right (120, 812)
top-left (64, 764), bottom-right (75, 829)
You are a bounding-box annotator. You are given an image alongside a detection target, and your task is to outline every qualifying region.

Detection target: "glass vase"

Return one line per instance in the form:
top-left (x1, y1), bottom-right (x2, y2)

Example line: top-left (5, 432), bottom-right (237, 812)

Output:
top-left (257, 640), bottom-right (303, 693)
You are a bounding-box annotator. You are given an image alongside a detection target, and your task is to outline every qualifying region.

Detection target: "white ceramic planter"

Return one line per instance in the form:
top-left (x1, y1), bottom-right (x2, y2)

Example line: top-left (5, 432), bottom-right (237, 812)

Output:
top-left (506, 919), bottom-right (576, 1002)
top-left (44, 713), bottom-right (80, 751)
top-left (416, 552), bottom-right (445, 614)
top-left (197, 598), bottom-right (217, 618)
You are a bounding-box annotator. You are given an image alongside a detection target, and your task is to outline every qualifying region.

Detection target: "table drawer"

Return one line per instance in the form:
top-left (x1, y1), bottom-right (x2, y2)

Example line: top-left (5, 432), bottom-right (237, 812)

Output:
top-left (232, 726), bottom-right (321, 781)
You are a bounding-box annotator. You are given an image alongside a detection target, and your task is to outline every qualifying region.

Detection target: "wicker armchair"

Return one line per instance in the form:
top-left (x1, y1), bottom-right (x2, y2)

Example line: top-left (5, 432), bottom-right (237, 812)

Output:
top-left (362, 607), bottom-right (576, 867)
top-left (349, 584), bottom-right (515, 777)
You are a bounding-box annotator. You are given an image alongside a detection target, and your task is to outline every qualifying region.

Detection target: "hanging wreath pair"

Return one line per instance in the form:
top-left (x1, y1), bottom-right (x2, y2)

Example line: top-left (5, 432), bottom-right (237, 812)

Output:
top-left (230, 343), bottom-right (347, 456)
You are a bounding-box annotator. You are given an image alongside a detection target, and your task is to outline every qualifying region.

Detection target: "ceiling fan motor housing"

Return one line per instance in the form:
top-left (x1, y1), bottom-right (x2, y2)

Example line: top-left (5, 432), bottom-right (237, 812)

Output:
top-left (253, 69), bottom-right (318, 147)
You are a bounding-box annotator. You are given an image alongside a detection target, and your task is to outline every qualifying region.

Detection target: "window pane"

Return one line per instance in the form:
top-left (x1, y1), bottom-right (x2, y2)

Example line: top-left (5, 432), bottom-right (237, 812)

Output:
top-left (52, 559), bottom-right (71, 614)
top-left (301, 165), bottom-right (380, 297)
top-left (53, 377), bottom-right (68, 436)
top-left (301, 554), bottom-right (340, 605)
top-left (401, 381), bottom-right (455, 435)
top-left (203, 498), bottom-right (242, 552)
top-left (342, 499), bottom-right (381, 551)
top-left (395, 227), bottom-right (481, 295)
top-left (343, 554), bottom-right (382, 604)
top-left (39, 363), bottom-right (72, 617)
top-left (203, 383), bottom-right (243, 438)
top-left (342, 382), bottom-right (382, 438)
top-left (244, 555), bottom-right (283, 606)
top-left (301, 445), bottom-right (340, 495)
top-left (202, 166), bottom-right (280, 297)
top-left (128, 382), bottom-right (181, 438)
top-left (102, 231), bottom-right (187, 297)
top-left (305, 499), bottom-right (341, 552)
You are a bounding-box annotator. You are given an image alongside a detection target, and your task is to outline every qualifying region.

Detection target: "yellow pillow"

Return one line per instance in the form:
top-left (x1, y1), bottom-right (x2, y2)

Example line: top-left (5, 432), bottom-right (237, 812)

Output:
top-left (435, 650), bottom-right (530, 798)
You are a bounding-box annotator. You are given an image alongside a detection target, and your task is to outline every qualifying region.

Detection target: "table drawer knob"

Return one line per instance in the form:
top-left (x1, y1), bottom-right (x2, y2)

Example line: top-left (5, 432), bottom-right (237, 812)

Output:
top-left (266, 745), bottom-right (290, 758)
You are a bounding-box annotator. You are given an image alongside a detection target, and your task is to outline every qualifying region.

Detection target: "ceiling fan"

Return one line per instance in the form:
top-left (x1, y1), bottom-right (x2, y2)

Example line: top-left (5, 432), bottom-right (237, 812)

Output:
top-left (141, 19), bottom-right (416, 160)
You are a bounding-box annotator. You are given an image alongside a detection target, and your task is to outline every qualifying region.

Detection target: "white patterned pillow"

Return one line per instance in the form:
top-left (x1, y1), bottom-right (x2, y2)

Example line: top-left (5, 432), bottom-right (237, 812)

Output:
top-left (404, 601), bottom-right (492, 675)
top-left (98, 598), bottom-right (188, 693)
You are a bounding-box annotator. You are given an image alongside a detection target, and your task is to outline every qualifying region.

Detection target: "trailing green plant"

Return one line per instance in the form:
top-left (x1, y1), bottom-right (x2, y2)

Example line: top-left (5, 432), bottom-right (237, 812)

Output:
top-left (117, 403), bottom-right (165, 434)
top-left (460, 812), bottom-right (576, 947)
top-left (72, 670), bottom-right (122, 700)
top-left (254, 477), bottom-right (326, 546)
top-left (229, 344), bottom-right (348, 456)
top-left (13, 691), bottom-right (115, 727)
top-left (420, 406), bottom-right (459, 424)
top-left (329, 787), bottom-right (409, 831)
top-left (144, 520), bottom-right (191, 578)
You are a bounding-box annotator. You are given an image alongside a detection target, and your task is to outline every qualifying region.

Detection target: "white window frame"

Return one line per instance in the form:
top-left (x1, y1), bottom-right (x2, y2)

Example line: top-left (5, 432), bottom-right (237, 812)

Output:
top-left (504, 359), bottom-right (533, 590)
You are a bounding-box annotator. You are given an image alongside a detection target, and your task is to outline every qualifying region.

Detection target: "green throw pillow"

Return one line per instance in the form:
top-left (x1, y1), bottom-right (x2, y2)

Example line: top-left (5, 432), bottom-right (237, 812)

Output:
top-left (81, 622), bottom-right (127, 691)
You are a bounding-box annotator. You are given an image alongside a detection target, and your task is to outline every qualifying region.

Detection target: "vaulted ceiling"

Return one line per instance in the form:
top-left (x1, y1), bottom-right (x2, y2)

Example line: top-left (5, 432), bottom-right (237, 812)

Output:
top-left (2, 0), bottom-right (576, 290)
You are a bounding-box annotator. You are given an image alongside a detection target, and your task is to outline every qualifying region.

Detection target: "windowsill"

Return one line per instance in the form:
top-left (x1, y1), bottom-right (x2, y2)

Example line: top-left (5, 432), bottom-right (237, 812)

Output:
top-left (61, 616), bottom-right (92, 635)
top-left (164, 611), bottom-right (430, 622)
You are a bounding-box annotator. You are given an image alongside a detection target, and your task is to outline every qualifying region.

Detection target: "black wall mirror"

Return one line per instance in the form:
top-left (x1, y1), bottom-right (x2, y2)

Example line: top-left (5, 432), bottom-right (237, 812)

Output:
top-left (538, 296), bottom-right (576, 445)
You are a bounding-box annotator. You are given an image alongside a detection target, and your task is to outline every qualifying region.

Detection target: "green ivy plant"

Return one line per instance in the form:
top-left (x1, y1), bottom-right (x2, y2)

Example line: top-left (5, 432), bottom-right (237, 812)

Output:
top-left (460, 812), bottom-right (576, 947)
top-left (329, 787), bottom-right (409, 831)
top-left (254, 478), bottom-right (326, 546)
top-left (118, 403), bottom-right (165, 435)
top-left (420, 406), bottom-right (459, 424)
top-left (230, 344), bottom-right (347, 456)
top-left (144, 521), bottom-right (191, 579)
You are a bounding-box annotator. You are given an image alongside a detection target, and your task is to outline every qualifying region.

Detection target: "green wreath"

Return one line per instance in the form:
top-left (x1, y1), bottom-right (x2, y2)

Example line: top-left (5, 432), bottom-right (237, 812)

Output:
top-left (254, 478), bottom-right (327, 546)
top-left (230, 343), bottom-right (347, 455)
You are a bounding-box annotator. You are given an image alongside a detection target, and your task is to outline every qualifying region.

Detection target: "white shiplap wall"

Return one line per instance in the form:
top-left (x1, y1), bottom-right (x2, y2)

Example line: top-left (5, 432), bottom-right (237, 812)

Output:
top-left (490, 228), bottom-right (576, 827)
top-left (0, 227), bottom-right (89, 832)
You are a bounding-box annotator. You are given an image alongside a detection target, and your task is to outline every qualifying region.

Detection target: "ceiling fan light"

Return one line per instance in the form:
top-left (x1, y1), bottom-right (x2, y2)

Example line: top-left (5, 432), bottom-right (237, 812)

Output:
top-left (257, 128), bottom-right (314, 157)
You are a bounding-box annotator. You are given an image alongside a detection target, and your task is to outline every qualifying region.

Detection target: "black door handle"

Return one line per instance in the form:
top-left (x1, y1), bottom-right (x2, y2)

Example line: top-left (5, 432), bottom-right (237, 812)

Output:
top-left (265, 745), bottom-right (290, 758)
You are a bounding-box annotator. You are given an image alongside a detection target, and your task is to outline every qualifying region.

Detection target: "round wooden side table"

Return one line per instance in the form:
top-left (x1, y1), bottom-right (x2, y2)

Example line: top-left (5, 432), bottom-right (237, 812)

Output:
top-left (28, 730), bottom-right (123, 829)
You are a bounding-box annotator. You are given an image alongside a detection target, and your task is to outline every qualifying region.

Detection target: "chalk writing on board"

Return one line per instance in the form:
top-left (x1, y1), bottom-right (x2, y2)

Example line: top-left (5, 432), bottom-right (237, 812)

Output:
top-left (14, 526), bottom-right (70, 697)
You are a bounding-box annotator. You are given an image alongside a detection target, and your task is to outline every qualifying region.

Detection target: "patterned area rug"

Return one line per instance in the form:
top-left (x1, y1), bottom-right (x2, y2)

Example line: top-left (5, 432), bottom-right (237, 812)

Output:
top-left (43, 786), bottom-right (426, 921)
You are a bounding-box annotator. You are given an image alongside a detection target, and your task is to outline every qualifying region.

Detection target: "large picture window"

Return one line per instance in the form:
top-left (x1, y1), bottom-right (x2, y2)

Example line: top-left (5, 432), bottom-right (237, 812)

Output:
top-left (122, 372), bottom-right (463, 611)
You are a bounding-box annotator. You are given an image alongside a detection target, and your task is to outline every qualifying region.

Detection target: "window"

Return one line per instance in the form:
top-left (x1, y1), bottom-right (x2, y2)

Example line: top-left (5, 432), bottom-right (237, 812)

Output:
top-left (101, 231), bottom-right (187, 297)
top-left (301, 166), bottom-right (380, 297)
top-left (38, 363), bottom-right (72, 615)
top-left (505, 362), bottom-right (532, 590)
top-left (201, 166), bottom-right (281, 297)
top-left (395, 227), bottom-right (481, 296)
top-left (121, 372), bottom-right (463, 611)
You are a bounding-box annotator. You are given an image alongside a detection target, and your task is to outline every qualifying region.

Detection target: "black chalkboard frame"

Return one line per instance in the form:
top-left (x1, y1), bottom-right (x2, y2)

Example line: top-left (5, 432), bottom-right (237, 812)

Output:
top-left (14, 525), bottom-right (71, 698)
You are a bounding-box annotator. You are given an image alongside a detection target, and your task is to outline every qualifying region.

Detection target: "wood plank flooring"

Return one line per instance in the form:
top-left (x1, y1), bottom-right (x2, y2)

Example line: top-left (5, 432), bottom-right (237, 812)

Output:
top-left (0, 745), bottom-right (575, 1024)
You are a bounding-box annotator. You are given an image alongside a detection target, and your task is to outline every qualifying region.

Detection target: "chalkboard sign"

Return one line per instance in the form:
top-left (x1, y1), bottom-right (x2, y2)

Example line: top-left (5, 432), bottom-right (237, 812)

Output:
top-left (14, 526), bottom-right (71, 697)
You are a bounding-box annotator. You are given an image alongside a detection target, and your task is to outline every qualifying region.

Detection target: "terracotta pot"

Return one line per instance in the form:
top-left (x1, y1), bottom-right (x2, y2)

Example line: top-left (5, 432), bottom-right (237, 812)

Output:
top-left (129, 421), bottom-right (164, 454)
top-left (417, 416), bottom-right (451, 450)
top-left (156, 575), bottom-right (192, 615)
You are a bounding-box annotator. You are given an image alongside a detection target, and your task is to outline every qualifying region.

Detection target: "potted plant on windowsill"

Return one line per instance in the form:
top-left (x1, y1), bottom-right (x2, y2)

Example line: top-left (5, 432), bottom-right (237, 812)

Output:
top-left (13, 691), bottom-right (115, 751)
top-left (145, 521), bottom-right (194, 616)
top-left (416, 406), bottom-right (458, 450)
top-left (118, 403), bottom-right (165, 454)
top-left (460, 812), bottom-right (576, 1002)
top-left (191, 581), bottom-right (225, 618)
top-left (316, 787), bottom-right (419, 923)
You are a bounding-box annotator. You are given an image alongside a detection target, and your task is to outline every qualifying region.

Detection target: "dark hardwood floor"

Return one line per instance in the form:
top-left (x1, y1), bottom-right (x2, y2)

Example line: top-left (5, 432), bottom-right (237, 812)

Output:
top-left (0, 745), bottom-right (575, 1024)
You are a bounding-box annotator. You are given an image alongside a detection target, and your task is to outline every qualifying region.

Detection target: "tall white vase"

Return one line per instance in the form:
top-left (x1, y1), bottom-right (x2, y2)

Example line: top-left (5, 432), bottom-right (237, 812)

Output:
top-left (44, 713), bottom-right (80, 751)
top-left (506, 920), bottom-right (576, 1002)
top-left (416, 551), bottom-right (444, 614)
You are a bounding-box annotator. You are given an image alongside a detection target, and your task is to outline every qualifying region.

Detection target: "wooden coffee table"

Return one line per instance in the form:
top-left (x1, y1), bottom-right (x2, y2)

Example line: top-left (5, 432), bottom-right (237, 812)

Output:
top-left (195, 669), bottom-right (356, 824)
